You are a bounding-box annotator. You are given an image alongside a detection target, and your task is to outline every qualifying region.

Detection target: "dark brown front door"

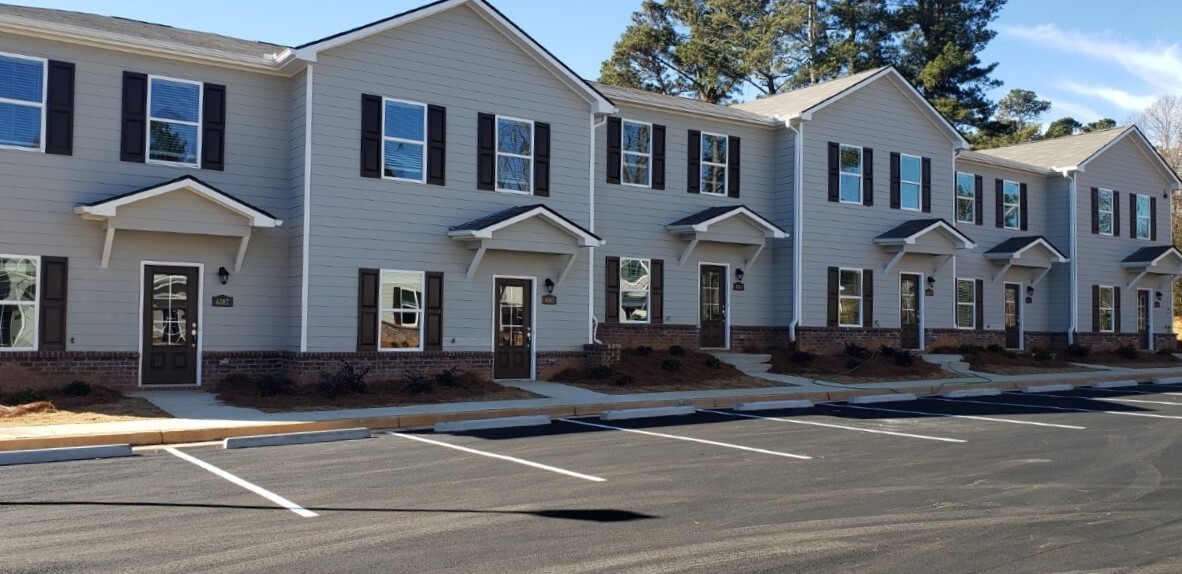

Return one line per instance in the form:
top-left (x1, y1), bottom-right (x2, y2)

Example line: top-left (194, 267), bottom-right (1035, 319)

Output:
top-left (900, 274), bottom-right (921, 350)
top-left (1004, 283), bottom-right (1021, 349)
top-left (142, 265), bottom-right (199, 385)
top-left (700, 265), bottom-right (727, 348)
top-left (494, 278), bottom-right (532, 379)
top-left (1138, 289), bottom-right (1151, 350)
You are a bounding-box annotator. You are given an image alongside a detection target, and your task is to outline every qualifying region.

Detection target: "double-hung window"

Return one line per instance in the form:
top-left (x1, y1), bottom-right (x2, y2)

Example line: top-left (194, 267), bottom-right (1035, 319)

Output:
top-left (383, 99), bottom-right (426, 182)
top-left (956, 279), bottom-right (975, 329)
top-left (622, 120), bottom-right (651, 187)
top-left (620, 258), bottom-right (650, 323)
top-left (379, 270), bottom-right (424, 351)
top-left (1098, 189), bottom-right (1114, 235)
top-left (838, 268), bottom-right (863, 327)
top-left (1002, 180), bottom-right (1021, 229)
top-left (839, 145), bottom-right (863, 203)
top-left (1098, 286), bottom-right (1115, 332)
top-left (0, 256), bottom-right (38, 350)
top-left (0, 54), bottom-right (45, 151)
top-left (900, 154), bottom-right (921, 210)
top-left (1135, 194), bottom-right (1151, 239)
top-left (496, 116), bottom-right (533, 193)
top-left (956, 172), bottom-right (975, 223)
top-left (700, 132), bottom-right (728, 195)
top-left (148, 76), bottom-right (202, 166)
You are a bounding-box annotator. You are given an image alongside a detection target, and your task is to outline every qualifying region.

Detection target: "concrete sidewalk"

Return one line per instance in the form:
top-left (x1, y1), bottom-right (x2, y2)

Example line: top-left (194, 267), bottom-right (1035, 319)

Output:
top-left (3, 357), bottom-right (1181, 452)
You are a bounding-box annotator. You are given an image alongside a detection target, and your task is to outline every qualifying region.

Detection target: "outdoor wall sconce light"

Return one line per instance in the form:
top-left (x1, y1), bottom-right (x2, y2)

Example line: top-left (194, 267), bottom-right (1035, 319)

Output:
top-left (1156, 291), bottom-right (1164, 308)
top-left (925, 276), bottom-right (935, 297)
top-left (217, 267), bottom-right (230, 285)
top-left (1026, 285), bottom-right (1034, 304)
top-left (544, 278), bottom-right (555, 294)
top-left (735, 268), bottom-right (745, 282)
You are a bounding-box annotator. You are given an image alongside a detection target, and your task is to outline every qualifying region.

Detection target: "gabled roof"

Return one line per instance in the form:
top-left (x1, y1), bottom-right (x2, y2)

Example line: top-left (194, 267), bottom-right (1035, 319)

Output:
top-left (666, 205), bottom-right (787, 238)
top-left (956, 150), bottom-right (1054, 175)
top-left (730, 66), bottom-right (968, 149)
top-left (448, 204), bottom-right (603, 246)
top-left (591, 82), bottom-right (778, 127)
top-left (975, 126), bottom-right (1182, 187)
top-left (74, 175), bottom-right (281, 227)
top-left (873, 218), bottom-right (975, 249)
top-left (984, 236), bottom-right (1068, 262)
top-left (1121, 245), bottom-right (1182, 266)
top-left (294, 0), bottom-right (614, 114)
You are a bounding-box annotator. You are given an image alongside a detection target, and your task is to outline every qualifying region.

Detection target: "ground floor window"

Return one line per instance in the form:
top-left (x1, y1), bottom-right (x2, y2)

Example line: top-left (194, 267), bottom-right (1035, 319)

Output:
top-left (620, 258), bottom-right (650, 322)
top-left (1098, 286), bottom-right (1115, 332)
top-left (956, 278), bottom-right (975, 329)
top-left (839, 268), bottom-right (862, 327)
top-left (0, 256), bottom-right (38, 350)
top-left (380, 270), bottom-right (424, 350)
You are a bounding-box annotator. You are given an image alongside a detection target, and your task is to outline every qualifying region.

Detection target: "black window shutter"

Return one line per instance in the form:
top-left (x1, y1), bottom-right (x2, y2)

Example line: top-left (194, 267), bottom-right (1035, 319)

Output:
top-left (975, 279), bottom-right (984, 331)
top-left (426, 105), bottom-right (446, 186)
top-left (357, 269), bottom-right (379, 352)
top-left (862, 269), bottom-right (874, 328)
top-left (605, 257), bottom-right (620, 323)
top-left (687, 130), bottom-right (701, 193)
top-left (994, 179), bottom-right (1003, 228)
top-left (477, 113), bottom-right (496, 190)
top-left (1091, 187), bottom-right (1100, 234)
top-left (921, 157), bottom-right (932, 212)
top-left (889, 152), bottom-right (901, 209)
top-left (360, 94), bottom-right (382, 178)
top-left (533, 122), bottom-right (550, 196)
top-left (606, 117), bottom-right (621, 184)
top-left (862, 148), bottom-right (874, 205)
top-left (1151, 197), bottom-right (1158, 240)
top-left (1113, 191), bottom-right (1121, 236)
top-left (1092, 285), bottom-right (1100, 331)
top-left (39, 256), bottom-right (68, 351)
top-left (827, 142), bottom-right (840, 202)
top-left (974, 175), bottom-right (983, 225)
top-left (650, 259), bottom-right (664, 324)
top-left (1019, 183), bottom-right (1028, 230)
top-left (120, 71), bottom-right (148, 163)
top-left (1114, 287), bottom-right (1122, 332)
top-left (827, 267), bottom-right (839, 327)
top-left (424, 272), bottom-right (444, 352)
top-left (201, 83), bottom-right (226, 171)
top-left (1129, 193), bottom-right (1136, 238)
top-left (45, 61), bottom-right (74, 156)
top-left (652, 124), bottom-right (666, 190)
top-left (727, 135), bottom-right (741, 198)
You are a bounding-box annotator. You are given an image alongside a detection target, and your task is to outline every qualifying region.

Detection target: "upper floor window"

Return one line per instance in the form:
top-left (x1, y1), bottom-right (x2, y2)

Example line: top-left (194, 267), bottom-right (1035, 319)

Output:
top-left (700, 132), bottom-right (728, 195)
top-left (956, 172), bottom-right (975, 223)
top-left (379, 270), bottom-right (424, 351)
top-left (0, 256), bottom-right (38, 350)
top-left (496, 116), bottom-right (533, 193)
top-left (620, 258), bottom-right (650, 323)
top-left (1135, 194), bottom-right (1151, 239)
top-left (383, 99), bottom-right (426, 182)
top-left (838, 268), bottom-right (863, 327)
top-left (839, 145), bottom-right (863, 203)
top-left (0, 54), bottom-right (45, 151)
top-left (1097, 188), bottom-right (1114, 235)
top-left (148, 76), bottom-right (201, 166)
top-left (1002, 180), bottom-right (1021, 229)
top-left (900, 154), bottom-right (921, 211)
top-left (622, 120), bottom-right (651, 187)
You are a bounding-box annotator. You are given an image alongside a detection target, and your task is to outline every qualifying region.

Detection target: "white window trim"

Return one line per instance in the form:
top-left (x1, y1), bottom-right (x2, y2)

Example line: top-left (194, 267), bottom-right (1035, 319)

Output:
top-left (1135, 194), bottom-right (1151, 240)
top-left (381, 97), bottom-right (427, 184)
top-left (838, 267), bottom-right (863, 328)
top-left (955, 172), bottom-right (975, 224)
top-left (0, 52), bottom-right (48, 153)
top-left (0, 254), bottom-right (40, 352)
top-left (621, 119), bottom-right (652, 188)
top-left (838, 144), bottom-right (863, 205)
top-left (1098, 188), bottom-right (1114, 236)
top-left (1098, 285), bottom-right (1115, 333)
top-left (619, 257), bottom-right (651, 324)
top-left (146, 74), bottom-right (204, 168)
top-left (899, 154), bottom-right (923, 211)
top-left (494, 114), bottom-right (534, 195)
top-left (955, 278), bottom-right (975, 330)
top-left (378, 269), bottom-right (425, 352)
top-left (700, 131), bottom-right (728, 196)
top-left (1002, 179), bottom-right (1021, 230)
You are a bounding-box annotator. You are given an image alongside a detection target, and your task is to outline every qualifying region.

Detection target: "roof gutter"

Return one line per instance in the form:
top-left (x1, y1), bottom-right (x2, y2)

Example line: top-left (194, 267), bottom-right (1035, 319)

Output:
top-left (787, 118), bottom-right (804, 342)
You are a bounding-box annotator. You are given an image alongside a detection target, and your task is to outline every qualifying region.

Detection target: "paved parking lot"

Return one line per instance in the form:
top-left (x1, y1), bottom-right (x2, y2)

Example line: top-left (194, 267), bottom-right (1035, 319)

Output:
top-left (5, 383), bottom-right (1182, 573)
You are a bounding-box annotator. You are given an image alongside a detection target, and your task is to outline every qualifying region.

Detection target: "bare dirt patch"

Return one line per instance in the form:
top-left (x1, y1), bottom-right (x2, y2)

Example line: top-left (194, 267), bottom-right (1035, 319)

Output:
top-left (551, 348), bottom-right (781, 394)
top-left (0, 386), bottom-right (172, 427)
top-left (767, 346), bottom-right (947, 383)
top-left (961, 350), bottom-right (1092, 376)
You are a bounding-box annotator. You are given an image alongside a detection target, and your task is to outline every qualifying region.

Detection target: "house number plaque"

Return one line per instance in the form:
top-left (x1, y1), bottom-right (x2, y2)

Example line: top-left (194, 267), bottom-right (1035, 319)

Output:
top-left (212, 295), bottom-right (234, 308)
top-left (541, 294), bottom-right (558, 305)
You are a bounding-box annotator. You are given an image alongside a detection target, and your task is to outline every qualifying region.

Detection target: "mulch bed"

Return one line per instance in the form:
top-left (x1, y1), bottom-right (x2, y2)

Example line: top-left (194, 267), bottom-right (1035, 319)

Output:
top-left (1070, 351), bottom-right (1182, 369)
top-left (766, 347), bottom-right (947, 383)
top-left (962, 350), bottom-right (1092, 376)
top-left (0, 385), bottom-right (172, 426)
top-left (551, 349), bottom-right (781, 394)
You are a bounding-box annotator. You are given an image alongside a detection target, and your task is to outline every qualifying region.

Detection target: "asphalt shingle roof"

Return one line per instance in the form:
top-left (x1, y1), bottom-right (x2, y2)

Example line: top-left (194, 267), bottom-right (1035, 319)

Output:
top-left (589, 82), bottom-right (777, 126)
top-left (667, 205), bottom-right (786, 234)
top-left (448, 204), bottom-right (601, 241)
top-left (1121, 245), bottom-right (1178, 264)
top-left (975, 126), bottom-right (1132, 169)
top-left (730, 67), bottom-right (886, 118)
top-left (875, 218), bottom-right (945, 240)
top-left (984, 236), bottom-right (1064, 258)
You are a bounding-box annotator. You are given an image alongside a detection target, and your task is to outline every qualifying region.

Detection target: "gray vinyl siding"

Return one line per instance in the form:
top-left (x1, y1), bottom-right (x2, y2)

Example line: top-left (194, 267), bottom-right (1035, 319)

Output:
top-left (771, 128), bottom-right (796, 326)
top-left (1075, 136), bottom-right (1175, 335)
top-left (305, 4), bottom-right (595, 353)
top-left (1044, 175), bottom-right (1072, 334)
top-left (593, 102), bottom-right (779, 334)
top-left (288, 69), bottom-right (308, 350)
top-left (0, 35), bottom-right (292, 353)
top-left (799, 77), bottom-right (959, 330)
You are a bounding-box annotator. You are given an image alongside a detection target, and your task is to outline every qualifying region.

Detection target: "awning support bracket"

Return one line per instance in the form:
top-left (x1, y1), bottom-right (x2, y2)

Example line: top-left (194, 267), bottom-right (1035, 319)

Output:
top-left (1030, 266), bottom-right (1051, 288)
top-left (466, 245), bottom-right (488, 280)
top-left (883, 250), bottom-right (906, 273)
top-left (557, 251), bottom-right (580, 285)
top-left (100, 225), bottom-right (116, 269)
top-left (991, 262), bottom-right (1013, 284)
top-left (1127, 269), bottom-right (1149, 290)
top-left (678, 237), bottom-right (700, 267)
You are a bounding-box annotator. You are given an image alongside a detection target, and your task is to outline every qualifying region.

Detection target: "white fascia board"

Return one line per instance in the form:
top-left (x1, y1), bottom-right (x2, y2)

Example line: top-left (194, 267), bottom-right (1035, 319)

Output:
top-left (75, 179), bottom-right (282, 228)
top-left (449, 208), bottom-right (604, 247)
top-left (667, 207), bottom-right (787, 239)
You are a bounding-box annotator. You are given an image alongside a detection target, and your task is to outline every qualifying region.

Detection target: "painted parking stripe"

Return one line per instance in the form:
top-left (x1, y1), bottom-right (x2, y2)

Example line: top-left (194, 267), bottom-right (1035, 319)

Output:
top-left (387, 432), bottom-right (605, 482)
top-left (935, 397), bottom-right (1182, 420)
top-left (165, 447), bottom-right (317, 518)
top-left (1086, 387), bottom-right (1182, 398)
top-left (557, 418), bottom-right (812, 459)
top-left (835, 403), bottom-right (1086, 430)
top-left (1091, 397), bottom-right (1182, 407)
top-left (700, 409), bottom-right (966, 443)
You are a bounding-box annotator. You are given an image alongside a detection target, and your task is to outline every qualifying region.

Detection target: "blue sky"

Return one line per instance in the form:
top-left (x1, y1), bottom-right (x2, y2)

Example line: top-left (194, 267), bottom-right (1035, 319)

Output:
top-left (11, 0), bottom-right (1181, 126)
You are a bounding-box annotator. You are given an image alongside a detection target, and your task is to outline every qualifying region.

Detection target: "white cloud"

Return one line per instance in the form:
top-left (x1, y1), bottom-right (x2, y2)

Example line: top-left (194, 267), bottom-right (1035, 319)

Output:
top-left (1060, 82), bottom-right (1157, 111)
top-left (1001, 24), bottom-right (1182, 93)
top-left (1048, 99), bottom-right (1103, 122)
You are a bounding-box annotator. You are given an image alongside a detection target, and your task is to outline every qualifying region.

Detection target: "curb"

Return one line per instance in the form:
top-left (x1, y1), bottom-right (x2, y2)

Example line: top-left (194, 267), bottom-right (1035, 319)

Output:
top-left (0, 444), bottom-right (133, 466)
top-left (848, 393), bottom-right (917, 404)
top-left (601, 406), bottom-right (696, 420)
top-left (1023, 384), bottom-right (1074, 393)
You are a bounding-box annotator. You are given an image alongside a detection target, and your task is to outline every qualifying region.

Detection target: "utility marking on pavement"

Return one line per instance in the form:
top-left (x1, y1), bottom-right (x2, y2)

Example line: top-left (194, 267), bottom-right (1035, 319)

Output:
top-left (164, 447), bottom-right (317, 518)
top-left (700, 409), bottom-right (965, 443)
top-left (558, 418), bottom-right (812, 459)
top-left (387, 432), bottom-right (605, 482)
top-left (936, 397), bottom-right (1182, 420)
top-left (837, 402), bottom-right (1086, 430)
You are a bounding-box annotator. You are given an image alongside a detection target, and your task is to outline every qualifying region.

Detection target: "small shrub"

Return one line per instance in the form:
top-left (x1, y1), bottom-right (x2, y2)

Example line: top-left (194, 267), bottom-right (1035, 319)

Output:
top-left (611, 373), bottom-right (633, 386)
top-left (986, 344), bottom-right (1006, 354)
top-left (316, 361), bottom-right (371, 398)
top-left (552, 368), bottom-right (582, 382)
top-left (257, 375), bottom-right (296, 397)
top-left (61, 380), bottom-right (92, 397)
top-left (1031, 347), bottom-right (1056, 362)
top-left (585, 365), bottom-right (614, 380)
top-left (1003, 350), bottom-right (1018, 359)
top-left (668, 345), bottom-right (686, 357)
top-left (844, 358), bottom-right (862, 370)
top-left (878, 345), bottom-right (898, 358)
top-left (221, 373), bottom-right (254, 388)
top-left (705, 356), bottom-right (723, 369)
top-left (661, 358), bottom-right (681, 371)
top-left (789, 350), bottom-right (817, 364)
top-left (4, 388), bottom-right (46, 406)
top-left (401, 373), bottom-right (435, 395)
top-left (434, 368), bottom-right (465, 388)
top-left (892, 350), bottom-right (915, 367)
top-left (844, 343), bottom-right (869, 359)
top-left (1067, 344), bottom-right (1091, 358)
top-left (635, 345), bottom-right (654, 356)
top-left (958, 344), bottom-right (984, 356)
top-left (1115, 344), bottom-right (1140, 360)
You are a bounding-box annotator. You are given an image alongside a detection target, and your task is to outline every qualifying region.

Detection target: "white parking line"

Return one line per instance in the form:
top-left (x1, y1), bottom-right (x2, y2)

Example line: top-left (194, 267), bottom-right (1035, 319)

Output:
top-left (1093, 397), bottom-right (1182, 407)
top-left (835, 403), bottom-right (1086, 430)
top-left (387, 432), bottom-right (605, 482)
top-left (1086, 388), bottom-right (1182, 398)
top-left (165, 447), bottom-right (317, 518)
top-left (700, 409), bottom-right (966, 443)
top-left (558, 418), bottom-right (812, 459)
top-left (936, 397), bottom-right (1182, 420)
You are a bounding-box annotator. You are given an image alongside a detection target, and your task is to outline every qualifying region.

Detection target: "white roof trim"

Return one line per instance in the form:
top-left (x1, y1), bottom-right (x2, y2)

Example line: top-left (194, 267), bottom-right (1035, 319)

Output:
top-left (666, 207), bottom-right (788, 239)
top-left (874, 220), bottom-right (976, 249)
top-left (1077, 126), bottom-right (1182, 188)
top-left (447, 206), bottom-right (605, 247)
top-left (74, 177), bottom-right (282, 228)
top-left (294, 0), bottom-right (615, 114)
top-left (984, 238), bottom-right (1068, 263)
top-left (1120, 247), bottom-right (1182, 269)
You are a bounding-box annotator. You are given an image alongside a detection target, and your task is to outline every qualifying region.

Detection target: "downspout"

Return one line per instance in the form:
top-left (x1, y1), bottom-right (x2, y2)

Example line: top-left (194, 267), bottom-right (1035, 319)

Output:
top-left (1060, 168), bottom-right (1078, 344)
top-left (787, 119), bottom-right (804, 342)
top-left (589, 112), bottom-right (608, 344)
top-left (299, 64), bottom-right (314, 353)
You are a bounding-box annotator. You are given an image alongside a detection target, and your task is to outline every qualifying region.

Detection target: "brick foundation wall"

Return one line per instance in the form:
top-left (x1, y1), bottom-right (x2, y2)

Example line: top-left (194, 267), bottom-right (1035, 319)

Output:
top-left (202, 351), bottom-right (288, 386)
top-left (0, 352), bottom-right (139, 392)
top-left (732, 326), bottom-right (791, 351)
top-left (925, 329), bottom-right (1006, 350)
top-left (795, 326), bottom-right (902, 354)
top-left (597, 323), bottom-right (700, 351)
top-left (582, 343), bottom-right (622, 369)
top-left (283, 352), bottom-right (496, 385)
top-left (1024, 331), bottom-right (1070, 350)
top-left (1073, 332), bottom-right (1144, 351)
top-left (536, 351), bottom-right (586, 380)
top-left (1155, 334), bottom-right (1178, 351)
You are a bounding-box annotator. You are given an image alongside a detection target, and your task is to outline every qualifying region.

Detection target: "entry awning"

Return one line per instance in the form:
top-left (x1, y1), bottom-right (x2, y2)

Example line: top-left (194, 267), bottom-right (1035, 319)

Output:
top-left (665, 205), bottom-right (787, 267)
top-left (448, 204), bottom-right (604, 281)
top-left (74, 176), bottom-right (282, 270)
top-left (1121, 245), bottom-right (1182, 289)
top-left (873, 218), bottom-right (975, 273)
top-left (983, 236), bottom-right (1068, 285)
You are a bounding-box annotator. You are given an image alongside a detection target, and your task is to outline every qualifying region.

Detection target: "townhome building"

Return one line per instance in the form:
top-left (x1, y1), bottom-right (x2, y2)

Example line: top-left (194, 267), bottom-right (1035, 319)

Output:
top-left (0, 0), bottom-right (1178, 391)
